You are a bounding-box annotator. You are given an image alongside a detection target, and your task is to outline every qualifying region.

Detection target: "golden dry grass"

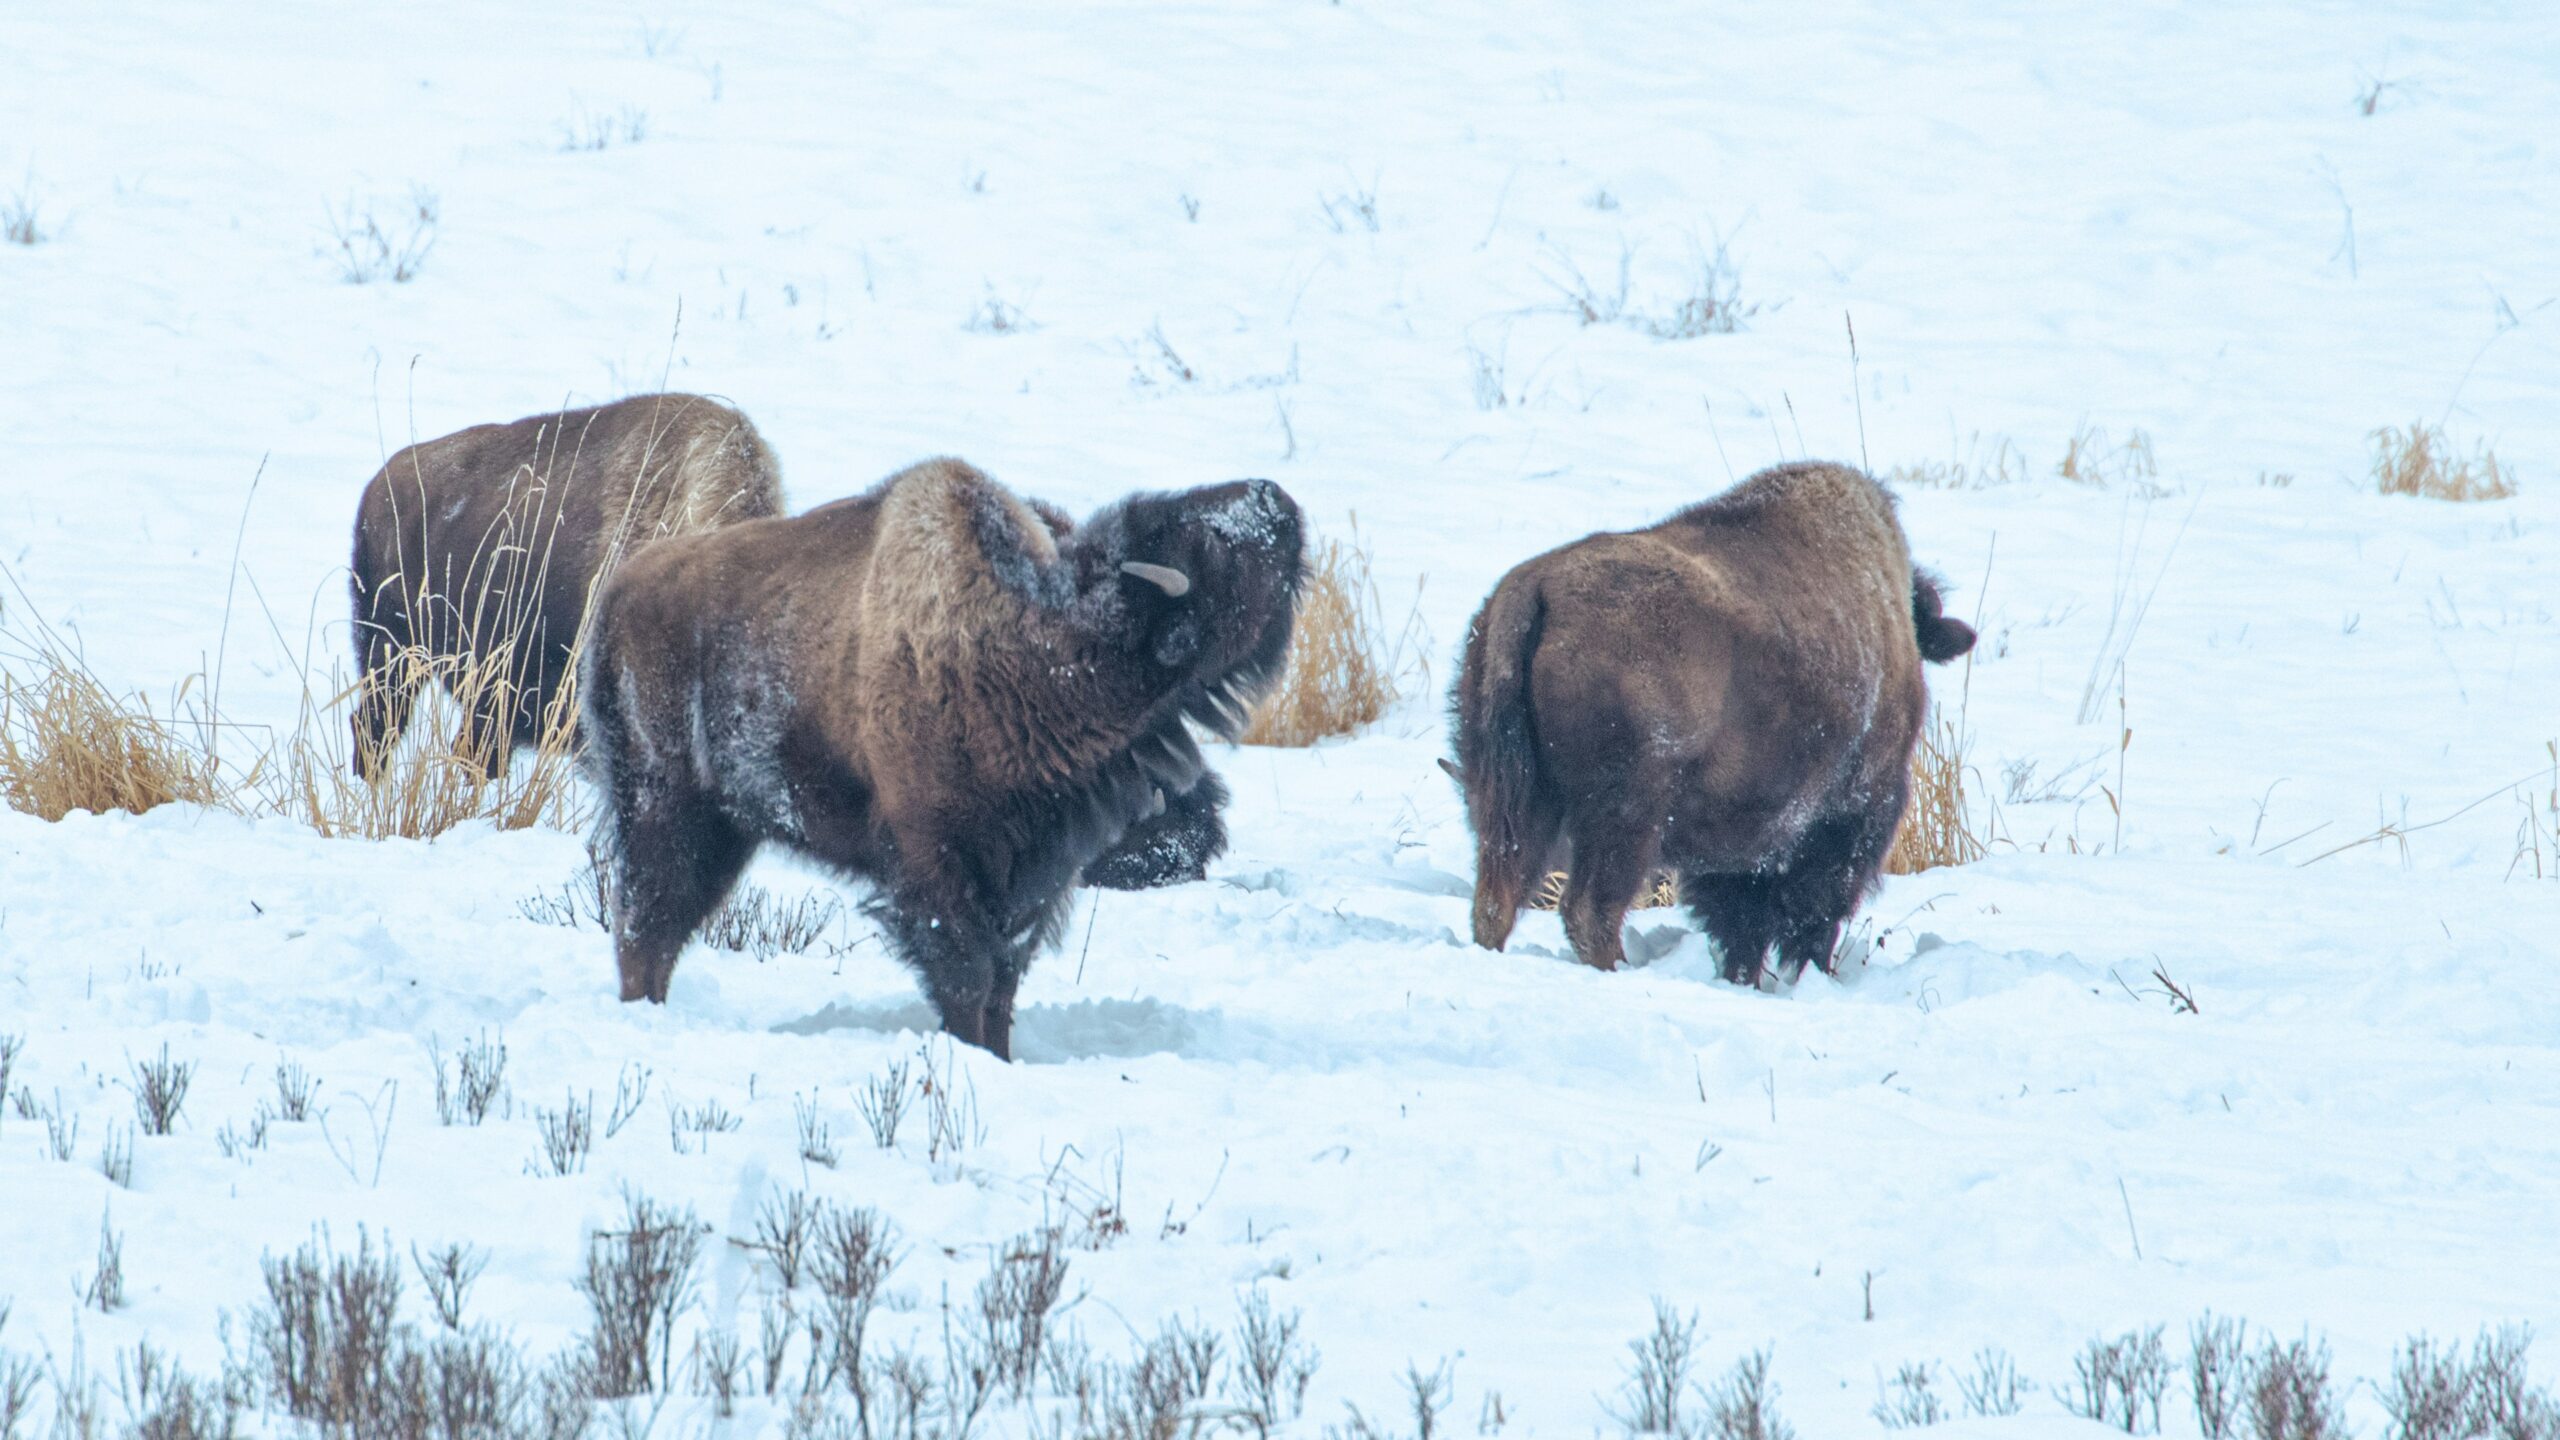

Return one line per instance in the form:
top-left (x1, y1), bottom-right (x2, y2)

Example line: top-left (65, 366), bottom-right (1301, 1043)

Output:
top-left (1885, 710), bottom-right (1989, 875)
top-left (2057, 424), bottom-right (2164, 495)
top-left (2, 580), bottom-right (583, 839)
top-left (275, 642), bottom-right (585, 840)
top-left (0, 656), bottom-right (226, 821)
top-left (1529, 869), bottom-right (1679, 912)
top-left (1241, 526), bottom-right (1411, 747)
top-left (2372, 421), bottom-right (2517, 501)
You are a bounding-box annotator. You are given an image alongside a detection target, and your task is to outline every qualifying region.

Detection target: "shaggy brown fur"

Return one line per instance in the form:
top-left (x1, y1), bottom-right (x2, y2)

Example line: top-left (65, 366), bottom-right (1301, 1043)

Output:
top-left (580, 458), bottom-right (1304, 1058)
top-left (347, 392), bottom-right (784, 777)
top-left (1448, 461), bottom-right (1976, 983)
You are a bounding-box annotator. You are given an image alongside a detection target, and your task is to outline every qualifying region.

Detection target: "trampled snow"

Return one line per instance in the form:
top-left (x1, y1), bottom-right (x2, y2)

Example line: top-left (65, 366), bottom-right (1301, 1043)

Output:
top-left (2, 1), bottom-right (2557, 1434)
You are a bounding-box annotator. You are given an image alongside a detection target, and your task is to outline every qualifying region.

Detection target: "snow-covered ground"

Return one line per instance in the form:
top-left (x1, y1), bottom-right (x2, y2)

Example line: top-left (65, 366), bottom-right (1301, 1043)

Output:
top-left (4, 0), bottom-right (2558, 1434)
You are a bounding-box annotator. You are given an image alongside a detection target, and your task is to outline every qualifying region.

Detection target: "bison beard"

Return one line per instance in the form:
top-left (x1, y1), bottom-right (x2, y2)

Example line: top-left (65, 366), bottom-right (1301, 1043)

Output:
top-left (346, 392), bottom-right (784, 778)
top-left (1448, 461), bottom-right (1977, 985)
top-left (579, 459), bottom-right (1303, 1059)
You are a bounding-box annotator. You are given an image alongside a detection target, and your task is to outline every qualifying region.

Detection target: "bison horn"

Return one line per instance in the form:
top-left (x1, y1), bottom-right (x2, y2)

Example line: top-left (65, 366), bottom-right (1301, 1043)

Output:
top-left (1119, 561), bottom-right (1191, 597)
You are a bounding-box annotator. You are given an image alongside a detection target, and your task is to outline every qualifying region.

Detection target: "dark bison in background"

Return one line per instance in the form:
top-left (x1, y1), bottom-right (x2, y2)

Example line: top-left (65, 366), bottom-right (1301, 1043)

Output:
top-left (1448, 460), bottom-right (1976, 984)
top-left (347, 392), bottom-right (784, 777)
top-left (579, 458), bottom-right (1304, 1057)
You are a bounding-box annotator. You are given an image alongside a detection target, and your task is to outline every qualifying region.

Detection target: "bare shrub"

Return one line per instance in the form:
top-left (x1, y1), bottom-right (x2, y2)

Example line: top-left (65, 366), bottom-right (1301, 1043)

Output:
top-left (2374, 422), bottom-right (2517, 501)
top-left (1958, 1348), bottom-right (2027, 1418)
top-left (576, 1192), bottom-right (705, 1399)
top-left (116, 1339), bottom-right (243, 1440)
top-left (38, 1092), bottom-right (77, 1162)
top-left (2059, 425), bottom-right (2166, 496)
top-left (0, 640), bottom-right (225, 821)
top-left (1702, 1349), bottom-right (1794, 1440)
top-left (413, 1241), bottom-right (489, 1331)
top-left (744, 1189), bottom-right (820, 1290)
top-left (0, 1033), bottom-right (19, 1124)
top-left (532, 1091), bottom-right (595, 1177)
top-left (795, 1091), bottom-right (841, 1170)
top-left (857, 1059), bottom-right (915, 1151)
top-left (432, 1031), bottom-right (510, 1126)
top-left (251, 1229), bottom-right (404, 1423)
top-left (921, 1044), bottom-right (982, 1164)
top-left (1631, 234), bottom-right (1757, 339)
top-left (1241, 526), bottom-right (1411, 746)
top-left (976, 1228), bottom-right (1073, 1399)
top-left (129, 1043), bottom-right (195, 1135)
top-left (2245, 1335), bottom-right (2347, 1440)
top-left (272, 1058), bottom-right (322, 1123)
top-left (2193, 1313), bottom-right (2250, 1440)
top-left (699, 887), bottom-right (842, 961)
top-left (964, 286), bottom-right (1034, 335)
top-left (325, 187), bottom-right (439, 284)
top-left (2069, 1327), bottom-right (2170, 1434)
top-left (666, 1093), bottom-right (743, 1154)
top-left (2515, 742), bottom-right (2560, 882)
top-left (1540, 239), bottom-right (1630, 326)
top-left (559, 102), bottom-right (651, 151)
top-left (604, 1062), bottom-right (651, 1139)
top-left (1611, 1300), bottom-right (1701, 1436)
top-left (521, 865), bottom-right (612, 930)
top-left (1089, 1319), bottom-right (1230, 1440)
top-left (1, 174), bottom-right (44, 245)
top-left (1467, 339), bottom-right (1517, 411)
top-left (1886, 433), bottom-right (2030, 491)
top-left (808, 1205), bottom-right (898, 1413)
top-left (96, 1121), bottom-right (133, 1187)
top-left (693, 1329), bottom-right (745, 1419)
top-left (81, 1210), bottom-right (125, 1313)
top-left (2467, 1325), bottom-right (2560, 1439)
top-left (1885, 710), bottom-right (1989, 875)
top-left (1229, 1288), bottom-right (1319, 1438)
top-left (1873, 1361), bottom-right (1947, 1429)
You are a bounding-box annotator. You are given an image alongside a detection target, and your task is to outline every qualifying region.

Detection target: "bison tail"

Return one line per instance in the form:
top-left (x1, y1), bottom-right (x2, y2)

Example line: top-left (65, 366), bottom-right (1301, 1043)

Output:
top-left (1451, 576), bottom-right (1552, 951)
top-left (1911, 569), bottom-right (1978, 665)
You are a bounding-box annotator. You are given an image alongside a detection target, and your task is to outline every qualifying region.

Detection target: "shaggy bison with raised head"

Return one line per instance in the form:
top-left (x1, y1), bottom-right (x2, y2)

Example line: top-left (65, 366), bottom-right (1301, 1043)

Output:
top-left (580, 458), bottom-right (1304, 1058)
top-left (1449, 461), bottom-right (1976, 984)
top-left (347, 392), bottom-right (784, 777)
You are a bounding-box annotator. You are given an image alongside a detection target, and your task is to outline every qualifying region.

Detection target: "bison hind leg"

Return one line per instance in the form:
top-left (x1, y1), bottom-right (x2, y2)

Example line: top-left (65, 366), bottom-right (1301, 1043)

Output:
top-left (604, 791), bottom-right (754, 1003)
top-left (1556, 826), bottom-right (1661, 973)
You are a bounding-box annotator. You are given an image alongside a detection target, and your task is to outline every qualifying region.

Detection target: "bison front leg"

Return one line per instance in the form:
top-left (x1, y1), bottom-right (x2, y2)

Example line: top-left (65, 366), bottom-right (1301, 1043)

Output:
top-left (1771, 808), bottom-right (1899, 981)
top-left (875, 883), bottom-right (1011, 1058)
top-left (1680, 871), bottom-right (1780, 986)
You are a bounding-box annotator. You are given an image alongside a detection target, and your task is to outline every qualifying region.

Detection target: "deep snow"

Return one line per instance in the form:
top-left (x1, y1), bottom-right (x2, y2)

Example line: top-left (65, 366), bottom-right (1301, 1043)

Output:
top-left (3, 0), bottom-right (2558, 1435)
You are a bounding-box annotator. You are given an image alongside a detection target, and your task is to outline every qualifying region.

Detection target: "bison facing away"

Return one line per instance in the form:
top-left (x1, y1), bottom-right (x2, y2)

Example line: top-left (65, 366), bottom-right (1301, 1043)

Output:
top-left (347, 392), bottom-right (784, 779)
top-left (580, 459), bottom-right (1305, 1058)
top-left (1449, 461), bottom-right (1977, 984)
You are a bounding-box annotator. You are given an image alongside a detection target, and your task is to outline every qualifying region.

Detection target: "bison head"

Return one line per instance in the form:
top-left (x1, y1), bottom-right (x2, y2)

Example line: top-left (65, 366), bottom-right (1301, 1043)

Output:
top-left (1070, 478), bottom-right (1305, 741)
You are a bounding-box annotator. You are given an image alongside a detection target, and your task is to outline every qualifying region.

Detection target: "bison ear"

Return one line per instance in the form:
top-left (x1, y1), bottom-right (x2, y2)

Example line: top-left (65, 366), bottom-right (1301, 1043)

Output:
top-left (1436, 757), bottom-right (1463, 783)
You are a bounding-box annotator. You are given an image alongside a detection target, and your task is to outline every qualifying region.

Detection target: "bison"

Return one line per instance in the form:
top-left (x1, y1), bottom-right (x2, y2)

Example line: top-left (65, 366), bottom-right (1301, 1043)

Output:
top-left (348, 392), bottom-right (784, 778)
top-left (579, 458), bottom-right (1304, 1057)
top-left (1448, 461), bottom-right (1977, 984)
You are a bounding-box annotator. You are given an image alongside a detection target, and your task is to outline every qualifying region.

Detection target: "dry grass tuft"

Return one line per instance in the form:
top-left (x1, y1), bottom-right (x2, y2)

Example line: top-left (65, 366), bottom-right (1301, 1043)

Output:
top-left (2373, 421), bottom-right (2517, 501)
top-left (1241, 526), bottom-right (1414, 747)
top-left (281, 641), bottom-right (585, 841)
top-left (1, 588), bottom-right (583, 839)
top-left (2058, 424), bottom-right (2165, 495)
top-left (1531, 869), bottom-right (1679, 912)
top-left (0, 632), bottom-right (226, 822)
top-left (1885, 432), bottom-right (2029, 491)
top-left (1886, 711), bottom-right (1990, 875)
